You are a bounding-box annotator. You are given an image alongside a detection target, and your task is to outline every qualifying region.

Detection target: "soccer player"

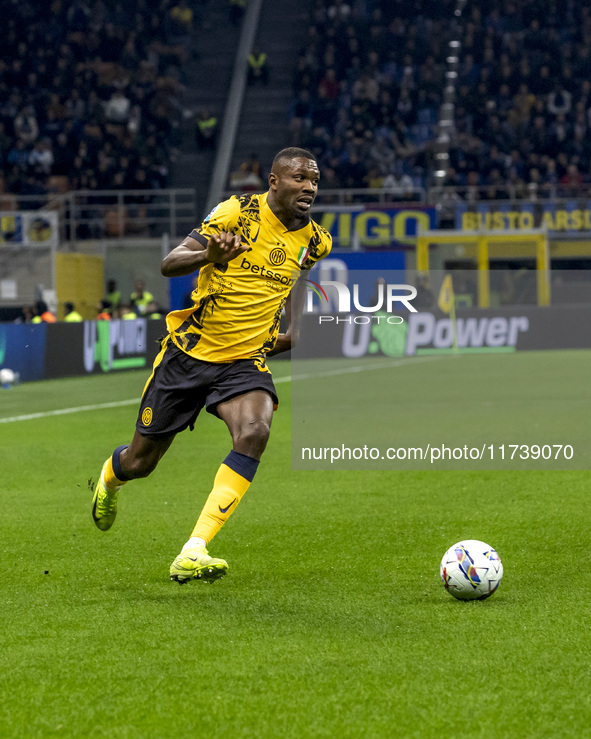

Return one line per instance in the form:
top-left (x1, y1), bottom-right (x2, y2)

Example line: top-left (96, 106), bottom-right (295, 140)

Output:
top-left (91, 147), bottom-right (332, 583)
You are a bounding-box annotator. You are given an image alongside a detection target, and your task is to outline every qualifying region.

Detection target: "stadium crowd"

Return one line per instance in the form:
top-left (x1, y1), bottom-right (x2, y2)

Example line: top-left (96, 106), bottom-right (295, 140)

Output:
top-left (288, 0), bottom-right (591, 198)
top-left (287, 0), bottom-right (451, 195)
top-left (2, 0), bottom-right (591, 204)
top-left (0, 0), bottom-right (200, 205)
top-left (450, 0), bottom-right (591, 198)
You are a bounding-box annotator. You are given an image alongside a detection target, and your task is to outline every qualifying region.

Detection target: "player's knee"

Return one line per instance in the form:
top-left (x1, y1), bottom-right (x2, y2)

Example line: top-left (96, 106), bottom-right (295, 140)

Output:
top-left (233, 418), bottom-right (271, 455)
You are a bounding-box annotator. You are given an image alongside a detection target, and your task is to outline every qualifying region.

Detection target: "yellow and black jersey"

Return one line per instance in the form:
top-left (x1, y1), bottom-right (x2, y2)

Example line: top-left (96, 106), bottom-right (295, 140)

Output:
top-left (166, 192), bottom-right (332, 363)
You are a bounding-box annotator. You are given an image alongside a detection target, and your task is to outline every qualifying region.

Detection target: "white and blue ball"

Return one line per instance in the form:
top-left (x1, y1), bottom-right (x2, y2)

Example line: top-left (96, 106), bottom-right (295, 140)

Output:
top-left (0, 368), bottom-right (18, 387)
top-left (440, 539), bottom-right (503, 601)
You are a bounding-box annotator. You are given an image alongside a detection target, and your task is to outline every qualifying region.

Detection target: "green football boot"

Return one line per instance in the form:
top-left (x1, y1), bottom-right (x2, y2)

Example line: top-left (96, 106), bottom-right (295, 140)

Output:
top-left (91, 459), bottom-right (121, 531)
top-left (170, 545), bottom-right (229, 584)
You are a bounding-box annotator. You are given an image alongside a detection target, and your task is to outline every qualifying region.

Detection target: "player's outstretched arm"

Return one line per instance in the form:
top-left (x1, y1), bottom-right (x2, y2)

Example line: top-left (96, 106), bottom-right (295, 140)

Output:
top-left (268, 269), bottom-right (310, 356)
top-left (161, 232), bottom-right (249, 277)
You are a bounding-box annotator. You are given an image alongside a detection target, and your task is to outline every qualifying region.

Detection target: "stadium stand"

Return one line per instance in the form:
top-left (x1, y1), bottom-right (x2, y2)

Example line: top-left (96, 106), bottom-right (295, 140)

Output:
top-left (286, 0), bottom-right (452, 195)
top-left (229, 1), bottom-right (312, 191)
top-left (3, 0), bottom-right (591, 215)
top-left (168, 0), bottom-right (243, 215)
top-left (448, 0), bottom-right (591, 199)
top-left (287, 0), bottom-right (591, 200)
top-left (0, 0), bottom-right (189, 205)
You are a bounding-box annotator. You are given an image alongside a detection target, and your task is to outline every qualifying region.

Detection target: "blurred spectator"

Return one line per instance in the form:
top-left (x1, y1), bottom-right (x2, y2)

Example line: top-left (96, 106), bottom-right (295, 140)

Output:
top-left (370, 137), bottom-right (396, 175)
top-left (288, 89), bottom-right (314, 146)
top-left (170, 0), bottom-right (194, 35)
top-left (63, 302), bottom-right (83, 322)
top-left (561, 164), bottom-right (583, 197)
top-left (548, 85), bottom-right (572, 117)
top-left (7, 140), bottom-right (29, 171)
top-left (120, 303), bottom-right (138, 320)
top-left (96, 300), bottom-right (112, 320)
top-left (14, 106), bottom-right (39, 145)
top-left (352, 73), bottom-right (379, 106)
top-left (64, 89), bottom-right (86, 123)
top-left (146, 300), bottom-right (164, 319)
top-left (195, 109), bottom-right (218, 150)
top-left (29, 140), bottom-right (54, 176)
top-left (327, 0), bottom-right (351, 23)
top-left (364, 166), bottom-right (384, 188)
top-left (105, 279), bottom-right (121, 311)
top-left (32, 300), bottom-right (56, 323)
top-left (130, 279), bottom-right (154, 315)
top-left (229, 153), bottom-right (265, 191)
top-left (383, 167), bottom-right (415, 200)
top-left (318, 69), bottom-right (340, 101)
top-left (14, 306), bottom-right (35, 324)
top-left (247, 47), bottom-right (269, 86)
top-left (104, 90), bottom-right (132, 126)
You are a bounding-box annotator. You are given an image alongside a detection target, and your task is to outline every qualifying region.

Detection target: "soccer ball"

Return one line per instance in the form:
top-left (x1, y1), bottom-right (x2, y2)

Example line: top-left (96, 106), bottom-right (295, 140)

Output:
top-left (0, 368), bottom-right (17, 387)
top-left (440, 539), bottom-right (503, 601)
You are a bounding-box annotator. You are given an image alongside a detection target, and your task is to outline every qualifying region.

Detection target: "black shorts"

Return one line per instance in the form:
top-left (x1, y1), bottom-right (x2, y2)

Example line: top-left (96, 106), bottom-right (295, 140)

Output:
top-left (136, 341), bottom-right (278, 438)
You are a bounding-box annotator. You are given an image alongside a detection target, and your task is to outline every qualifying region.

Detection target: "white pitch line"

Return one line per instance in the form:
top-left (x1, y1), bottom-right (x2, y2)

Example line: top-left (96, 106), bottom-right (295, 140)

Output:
top-left (0, 356), bottom-right (440, 424)
top-left (0, 398), bottom-right (140, 424)
top-left (274, 355), bottom-right (439, 384)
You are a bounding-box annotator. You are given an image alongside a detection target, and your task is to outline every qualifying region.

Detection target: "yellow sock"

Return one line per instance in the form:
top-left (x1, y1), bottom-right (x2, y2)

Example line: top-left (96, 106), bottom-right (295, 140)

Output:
top-left (191, 463), bottom-right (252, 543)
top-left (103, 455), bottom-right (127, 490)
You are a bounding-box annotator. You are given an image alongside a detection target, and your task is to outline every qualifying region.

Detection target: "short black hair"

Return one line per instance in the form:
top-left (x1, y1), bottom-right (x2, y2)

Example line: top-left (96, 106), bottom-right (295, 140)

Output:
top-left (272, 147), bottom-right (317, 169)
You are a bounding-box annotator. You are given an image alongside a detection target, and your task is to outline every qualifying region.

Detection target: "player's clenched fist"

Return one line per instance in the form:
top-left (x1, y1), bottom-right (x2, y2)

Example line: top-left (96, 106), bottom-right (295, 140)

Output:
top-left (205, 231), bottom-right (250, 264)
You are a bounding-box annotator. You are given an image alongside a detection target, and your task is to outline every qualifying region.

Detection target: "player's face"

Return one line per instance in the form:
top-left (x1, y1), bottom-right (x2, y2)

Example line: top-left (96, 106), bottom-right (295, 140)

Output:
top-left (270, 158), bottom-right (320, 220)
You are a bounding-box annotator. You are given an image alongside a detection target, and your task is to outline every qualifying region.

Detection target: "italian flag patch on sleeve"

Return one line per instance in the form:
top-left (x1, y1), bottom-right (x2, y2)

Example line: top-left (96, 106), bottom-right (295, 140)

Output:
top-left (298, 246), bottom-right (310, 265)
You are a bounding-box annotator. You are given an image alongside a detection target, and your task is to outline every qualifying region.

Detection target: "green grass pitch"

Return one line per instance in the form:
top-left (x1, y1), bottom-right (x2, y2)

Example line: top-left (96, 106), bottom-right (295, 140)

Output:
top-left (0, 354), bottom-right (590, 738)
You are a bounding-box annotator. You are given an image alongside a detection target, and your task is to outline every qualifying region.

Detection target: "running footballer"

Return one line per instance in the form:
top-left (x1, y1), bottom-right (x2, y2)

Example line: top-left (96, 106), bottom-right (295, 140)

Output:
top-left (91, 148), bottom-right (332, 583)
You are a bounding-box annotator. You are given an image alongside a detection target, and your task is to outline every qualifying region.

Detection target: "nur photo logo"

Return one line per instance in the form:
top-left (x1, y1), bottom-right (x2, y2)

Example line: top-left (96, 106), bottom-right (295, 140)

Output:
top-left (305, 279), bottom-right (417, 323)
top-left (304, 280), bottom-right (329, 303)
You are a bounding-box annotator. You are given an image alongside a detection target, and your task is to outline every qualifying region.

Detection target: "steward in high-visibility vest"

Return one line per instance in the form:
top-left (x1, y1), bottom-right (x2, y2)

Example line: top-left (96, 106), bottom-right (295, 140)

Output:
top-left (32, 312), bottom-right (57, 323)
top-left (32, 300), bottom-right (56, 323)
top-left (96, 299), bottom-right (112, 320)
top-left (63, 302), bottom-right (83, 322)
top-left (106, 279), bottom-right (121, 310)
top-left (247, 48), bottom-right (269, 85)
top-left (197, 116), bottom-right (217, 136)
top-left (120, 304), bottom-right (138, 320)
top-left (196, 110), bottom-right (218, 150)
top-left (130, 280), bottom-right (154, 315)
